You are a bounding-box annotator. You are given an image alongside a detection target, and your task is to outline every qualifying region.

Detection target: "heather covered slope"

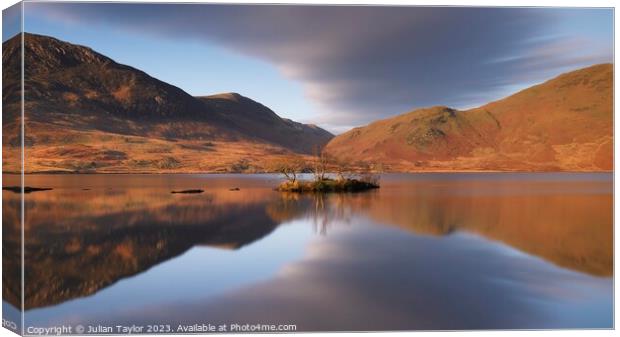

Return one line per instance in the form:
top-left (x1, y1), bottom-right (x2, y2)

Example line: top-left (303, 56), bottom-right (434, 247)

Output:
top-left (325, 64), bottom-right (613, 172)
top-left (2, 33), bottom-right (333, 173)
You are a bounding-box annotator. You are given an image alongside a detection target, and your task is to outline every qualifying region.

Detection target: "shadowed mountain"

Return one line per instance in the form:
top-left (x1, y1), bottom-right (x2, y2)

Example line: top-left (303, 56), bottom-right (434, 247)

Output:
top-left (2, 33), bottom-right (333, 173)
top-left (325, 64), bottom-right (613, 172)
top-left (198, 92), bottom-right (333, 154)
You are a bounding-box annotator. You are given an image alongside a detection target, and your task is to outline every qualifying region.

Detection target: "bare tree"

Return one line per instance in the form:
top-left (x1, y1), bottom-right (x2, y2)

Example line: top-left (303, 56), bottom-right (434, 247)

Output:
top-left (269, 155), bottom-right (306, 183)
top-left (355, 161), bottom-right (381, 185)
top-left (329, 155), bottom-right (353, 181)
top-left (311, 146), bottom-right (329, 182)
top-left (311, 147), bottom-right (373, 183)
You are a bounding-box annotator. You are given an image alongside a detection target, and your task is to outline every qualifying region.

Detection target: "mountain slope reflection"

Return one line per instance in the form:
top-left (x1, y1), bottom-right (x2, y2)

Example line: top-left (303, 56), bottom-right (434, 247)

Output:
top-left (276, 177), bottom-right (611, 277)
top-left (5, 180), bottom-right (288, 310)
top-left (3, 173), bottom-right (611, 315)
top-left (69, 174), bottom-right (612, 330)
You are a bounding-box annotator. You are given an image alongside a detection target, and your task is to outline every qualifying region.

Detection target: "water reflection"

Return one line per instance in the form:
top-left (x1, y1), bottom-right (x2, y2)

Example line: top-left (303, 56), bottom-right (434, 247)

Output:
top-left (4, 175), bottom-right (290, 310)
top-left (2, 173), bottom-right (612, 330)
top-left (112, 224), bottom-right (610, 330)
top-left (269, 178), bottom-right (612, 277)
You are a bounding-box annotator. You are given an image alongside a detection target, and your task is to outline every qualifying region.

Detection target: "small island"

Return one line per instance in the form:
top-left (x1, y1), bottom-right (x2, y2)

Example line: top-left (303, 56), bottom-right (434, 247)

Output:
top-left (270, 150), bottom-right (381, 193)
top-left (276, 178), bottom-right (379, 193)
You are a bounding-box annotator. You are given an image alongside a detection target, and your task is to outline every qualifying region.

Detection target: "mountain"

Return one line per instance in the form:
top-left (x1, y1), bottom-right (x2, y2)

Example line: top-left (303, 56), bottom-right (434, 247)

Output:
top-left (2, 33), bottom-right (333, 173)
top-left (325, 64), bottom-right (613, 171)
top-left (2, 33), bottom-right (612, 173)
top-left (198, 92), bottom-right (333, 153)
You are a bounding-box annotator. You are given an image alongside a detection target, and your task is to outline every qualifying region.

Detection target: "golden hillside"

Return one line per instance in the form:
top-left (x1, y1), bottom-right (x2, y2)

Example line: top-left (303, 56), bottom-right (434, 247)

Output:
top-left (325, 64), bottom-right (613, 172)
top-left (2, 33), bottom-right (333, 173)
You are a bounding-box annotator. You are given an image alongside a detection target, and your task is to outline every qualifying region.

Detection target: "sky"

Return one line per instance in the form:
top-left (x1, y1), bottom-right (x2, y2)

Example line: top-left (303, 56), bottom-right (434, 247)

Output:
top-left (6, 3), bottom-right (614, 134)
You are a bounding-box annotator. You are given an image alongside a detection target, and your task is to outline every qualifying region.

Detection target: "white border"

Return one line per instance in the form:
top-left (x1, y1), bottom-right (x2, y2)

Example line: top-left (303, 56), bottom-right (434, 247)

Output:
top-left (0, 1), bottom-right (616, 337)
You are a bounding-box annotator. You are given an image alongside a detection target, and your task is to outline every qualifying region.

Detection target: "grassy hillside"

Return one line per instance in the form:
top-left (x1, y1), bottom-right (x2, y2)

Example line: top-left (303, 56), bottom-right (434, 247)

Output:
top-left (2, 33), bottom-right (332, 173)
top-left (325, 64), bottom-right (613, 172)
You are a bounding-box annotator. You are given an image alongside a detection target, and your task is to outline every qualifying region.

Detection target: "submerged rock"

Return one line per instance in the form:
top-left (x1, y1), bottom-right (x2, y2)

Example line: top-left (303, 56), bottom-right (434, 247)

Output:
top-left (2, 186), bottom-right (53, 194)
top-left (171, 189), bottom-right (204, 194)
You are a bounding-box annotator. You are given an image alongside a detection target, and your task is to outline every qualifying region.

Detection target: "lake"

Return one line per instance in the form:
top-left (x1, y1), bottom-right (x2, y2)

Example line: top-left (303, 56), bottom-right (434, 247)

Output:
top-left (2, 173), bottom-right (613, 332)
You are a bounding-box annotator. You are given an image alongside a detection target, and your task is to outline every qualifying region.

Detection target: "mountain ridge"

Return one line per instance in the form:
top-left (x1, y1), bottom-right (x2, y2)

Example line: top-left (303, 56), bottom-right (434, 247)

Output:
top-left (324, 63), bottom-right (613, 172)
top-left (2, 33), bottom-right (333, 173)
top-left (2, 33), bottom-right (612, 173)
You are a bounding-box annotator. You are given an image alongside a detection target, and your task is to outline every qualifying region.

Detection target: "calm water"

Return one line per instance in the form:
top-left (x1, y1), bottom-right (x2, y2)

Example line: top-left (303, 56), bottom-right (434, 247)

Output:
top-left (2, 173), bottom-right (613, 331)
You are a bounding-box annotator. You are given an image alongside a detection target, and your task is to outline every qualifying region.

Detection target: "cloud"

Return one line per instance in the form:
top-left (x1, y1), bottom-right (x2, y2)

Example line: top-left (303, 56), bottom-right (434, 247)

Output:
top-left (28, 4), bottom-right (613, 130)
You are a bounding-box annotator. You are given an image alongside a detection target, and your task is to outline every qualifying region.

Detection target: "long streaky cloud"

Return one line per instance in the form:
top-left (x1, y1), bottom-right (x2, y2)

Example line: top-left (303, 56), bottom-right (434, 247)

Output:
top-left (27, 4), bottom-right (613, 130)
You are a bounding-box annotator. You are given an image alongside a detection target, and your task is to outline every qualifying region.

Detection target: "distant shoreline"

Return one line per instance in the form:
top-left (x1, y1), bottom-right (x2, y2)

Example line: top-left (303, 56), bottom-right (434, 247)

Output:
top-left (2, 170), bottom-right (613, 175)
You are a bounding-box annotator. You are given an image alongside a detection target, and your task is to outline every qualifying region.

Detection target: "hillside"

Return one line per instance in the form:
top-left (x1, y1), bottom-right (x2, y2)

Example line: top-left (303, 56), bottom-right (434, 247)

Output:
top-left (2, 33), bottom-right (333, 173)
top-left (198, 92), bottom-right (333, 154)
top-left (325, 64), bottom-right (613, 171)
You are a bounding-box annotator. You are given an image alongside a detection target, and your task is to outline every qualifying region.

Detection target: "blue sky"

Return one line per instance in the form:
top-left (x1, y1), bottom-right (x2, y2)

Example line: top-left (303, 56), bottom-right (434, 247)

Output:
top-left (19, 4), bottom-right (320, 128)
top-left (9, 4), bottom-right (615, 134)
